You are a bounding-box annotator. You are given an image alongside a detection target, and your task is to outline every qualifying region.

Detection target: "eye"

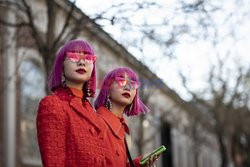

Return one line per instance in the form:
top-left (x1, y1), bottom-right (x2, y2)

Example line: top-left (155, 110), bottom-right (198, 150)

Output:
top-left (85, 55), bottom-right (96, 63)
top-left (84, 55), bottom-right (92, 60)
top-left (67, 52), bottom-right (78, 58)
top-left (117, 80), bottom-right (127, 86)
top-left (130, 80), bottom-right (137, 84)
top-left (66, 52), bottom-right (80, 62)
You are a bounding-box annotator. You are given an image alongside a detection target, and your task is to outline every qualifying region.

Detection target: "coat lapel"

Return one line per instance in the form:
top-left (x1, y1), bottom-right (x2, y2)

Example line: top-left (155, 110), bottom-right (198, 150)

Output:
top-left (54, 86), bottom-right (103, 132)
top-left (69, 97), bottom-right (101, 132)
top-left (97, 106), bottom-right (129, 140)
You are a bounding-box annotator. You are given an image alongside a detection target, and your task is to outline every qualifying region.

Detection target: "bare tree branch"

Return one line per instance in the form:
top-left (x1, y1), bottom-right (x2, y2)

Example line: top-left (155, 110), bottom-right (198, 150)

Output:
top-left (52, 0), bottom-right (76, 50)
top-left (21, 0), bottom-right (45, 53)
top-left (0, 0), bottom-right (26, 11)
top-left (0, 19), bottom-right (29, 27)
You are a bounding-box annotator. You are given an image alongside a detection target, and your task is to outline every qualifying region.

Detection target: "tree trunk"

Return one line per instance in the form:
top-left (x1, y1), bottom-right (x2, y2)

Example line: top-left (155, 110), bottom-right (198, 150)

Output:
top-left (43, 51), bottom-right (56, 94)
top-left (217, 132), bottom-right (228, 167)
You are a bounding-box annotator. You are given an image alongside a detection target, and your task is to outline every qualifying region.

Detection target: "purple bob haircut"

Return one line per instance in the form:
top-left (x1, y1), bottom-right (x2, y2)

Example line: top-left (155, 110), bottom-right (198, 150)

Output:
top-left (48, 39), bottom-right (96, 97)
top-left (94, 67), bottom-right (150, 116)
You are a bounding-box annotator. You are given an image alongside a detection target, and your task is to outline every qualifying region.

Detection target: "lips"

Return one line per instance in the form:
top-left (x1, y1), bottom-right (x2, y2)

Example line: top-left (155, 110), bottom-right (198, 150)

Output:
top-left (76, 68), bottom-right (86, 74)
top-left (122, 92), bottom-right (131, 98)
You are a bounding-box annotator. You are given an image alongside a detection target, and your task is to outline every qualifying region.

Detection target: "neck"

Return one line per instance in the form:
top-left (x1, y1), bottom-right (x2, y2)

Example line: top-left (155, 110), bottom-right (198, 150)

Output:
top-left (65, 80), bottom-right (84, 90)
top-left (111, 101), bottom-right (125, 118)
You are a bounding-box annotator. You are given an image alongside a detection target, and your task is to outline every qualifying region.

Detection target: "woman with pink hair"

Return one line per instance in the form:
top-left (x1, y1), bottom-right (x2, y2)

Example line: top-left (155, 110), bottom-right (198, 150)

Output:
top-left (36, 39), bottom-right (113, 167)
top-left (95, 67), bottom-right (158, 167)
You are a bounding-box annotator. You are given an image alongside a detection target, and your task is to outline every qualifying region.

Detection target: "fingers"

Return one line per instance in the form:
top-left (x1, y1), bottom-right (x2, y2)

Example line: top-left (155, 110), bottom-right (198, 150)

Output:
top-left (145, 155), bottom-right (159, 167)
top-left (141, 153), bottom-right (160, 167)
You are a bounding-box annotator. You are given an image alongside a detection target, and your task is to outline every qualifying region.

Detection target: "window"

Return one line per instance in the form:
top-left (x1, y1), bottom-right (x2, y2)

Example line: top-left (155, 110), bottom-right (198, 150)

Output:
top-left (161, 122), bottom-right (173, 167)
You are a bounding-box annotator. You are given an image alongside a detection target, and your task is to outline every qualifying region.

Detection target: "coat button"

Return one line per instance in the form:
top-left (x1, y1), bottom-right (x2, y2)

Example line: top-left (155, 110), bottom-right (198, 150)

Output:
top-left (116, 149), bottom-right (120, 156)
top-left (99, 135), bottom-right (104, 140)
top-left (89, 127), bottom-right (95, 135)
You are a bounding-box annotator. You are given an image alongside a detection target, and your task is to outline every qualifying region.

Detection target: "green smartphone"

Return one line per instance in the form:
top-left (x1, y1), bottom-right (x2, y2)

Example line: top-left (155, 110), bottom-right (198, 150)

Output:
top-left (139, 145), bottom-right (166, 165)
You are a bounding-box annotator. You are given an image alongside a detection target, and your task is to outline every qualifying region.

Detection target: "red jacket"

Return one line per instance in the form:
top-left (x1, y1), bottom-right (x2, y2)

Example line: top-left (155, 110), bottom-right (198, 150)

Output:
top-left (36, 87), bottom-right (113, 167)
top-left (97, 106), bottom-right (142, 167)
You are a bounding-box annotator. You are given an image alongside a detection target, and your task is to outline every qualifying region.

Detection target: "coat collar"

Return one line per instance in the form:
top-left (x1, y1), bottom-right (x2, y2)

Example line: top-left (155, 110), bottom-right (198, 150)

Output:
top-left (70, 87), bottom-right (84, 98)
top-left (53, 86), bottom-right (102, 131)
top-left (53, 86), bottom-right (84, 100)
top-left (97, 106), bottom-right (130, 139)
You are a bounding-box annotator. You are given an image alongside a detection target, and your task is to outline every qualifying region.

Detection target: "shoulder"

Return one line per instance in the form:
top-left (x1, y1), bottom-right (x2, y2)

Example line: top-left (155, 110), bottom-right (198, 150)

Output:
top-left (38, 94), bottom-right (61, 108)
top-left (37, 94), bottom-right (68, 127)
top-left (37, 94), bottom-right (65, 116)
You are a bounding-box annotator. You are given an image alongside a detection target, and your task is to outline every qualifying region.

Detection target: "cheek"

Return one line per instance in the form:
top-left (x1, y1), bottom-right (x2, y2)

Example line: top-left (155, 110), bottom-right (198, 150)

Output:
top-left (130, 90), bottom-right (136, 101)
top-left (110, 82), bottom-right (121, 90)
top-left (63, 61), bottom-right (71, 76)
top-left (109, 88), bottom-right (119, 98)
top-left (86, 64), bottom-right (94, 75)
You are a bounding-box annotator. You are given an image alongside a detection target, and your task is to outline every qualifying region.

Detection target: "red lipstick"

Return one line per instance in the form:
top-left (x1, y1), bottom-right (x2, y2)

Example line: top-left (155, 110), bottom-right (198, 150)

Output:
top-left (122, 92), bottom-right (131, 98)
top-left (76, 68), bottom-right (86, 74)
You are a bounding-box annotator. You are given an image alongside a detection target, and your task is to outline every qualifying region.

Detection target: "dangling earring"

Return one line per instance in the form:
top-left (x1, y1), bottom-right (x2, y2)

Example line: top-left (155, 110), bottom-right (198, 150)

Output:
top-left (62, 74), bottom-right (66, 87)
top-left (105, 96), bottom-right (112, 111)
top-left (86, 81), bottom-right (91, 97)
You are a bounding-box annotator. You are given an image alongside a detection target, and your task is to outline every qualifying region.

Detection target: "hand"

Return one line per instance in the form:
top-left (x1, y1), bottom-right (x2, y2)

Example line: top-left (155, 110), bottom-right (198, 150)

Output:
top-left (140, 154), bottom-right (159, 167)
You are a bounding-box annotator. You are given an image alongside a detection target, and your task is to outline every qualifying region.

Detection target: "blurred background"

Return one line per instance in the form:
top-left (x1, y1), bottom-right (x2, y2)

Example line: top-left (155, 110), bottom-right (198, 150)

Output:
top-left (0, 0), bottom-right (250, 167)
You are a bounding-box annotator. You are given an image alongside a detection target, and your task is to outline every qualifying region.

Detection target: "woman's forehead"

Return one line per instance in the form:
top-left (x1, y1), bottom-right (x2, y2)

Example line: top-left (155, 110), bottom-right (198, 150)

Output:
top-left (116, 72), bottom-right (136, 80)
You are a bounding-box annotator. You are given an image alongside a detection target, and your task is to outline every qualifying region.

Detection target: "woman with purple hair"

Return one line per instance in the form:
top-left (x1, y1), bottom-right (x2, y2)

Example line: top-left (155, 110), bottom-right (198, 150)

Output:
top-left (36, 39), bottom-right (113, 167)
top-left (94, 67), bottom-right (159, 167)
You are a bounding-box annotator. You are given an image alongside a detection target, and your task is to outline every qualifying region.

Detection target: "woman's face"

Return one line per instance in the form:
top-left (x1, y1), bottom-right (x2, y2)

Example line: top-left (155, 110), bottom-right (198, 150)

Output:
top-left (63, 52), bottom-right (95, 85)
top-left (109, 73), bottom-right (137, 107)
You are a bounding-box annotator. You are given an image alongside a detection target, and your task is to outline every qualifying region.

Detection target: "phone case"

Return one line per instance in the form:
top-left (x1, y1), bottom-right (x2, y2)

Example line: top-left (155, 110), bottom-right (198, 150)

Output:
top-left (139, 145), bottom-right (166, 165)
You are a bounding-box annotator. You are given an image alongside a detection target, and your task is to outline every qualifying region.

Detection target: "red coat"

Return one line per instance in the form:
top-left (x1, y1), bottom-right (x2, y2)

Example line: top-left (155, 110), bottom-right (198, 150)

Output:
top-left (97, 106), bottom-right (142, 167)
top-left (36, 87), bottom-right (113, 167)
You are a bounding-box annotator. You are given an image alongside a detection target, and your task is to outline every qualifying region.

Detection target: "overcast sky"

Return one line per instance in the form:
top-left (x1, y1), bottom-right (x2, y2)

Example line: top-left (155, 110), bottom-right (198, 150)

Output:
top-left (75, 0), bottom-right (250, 99)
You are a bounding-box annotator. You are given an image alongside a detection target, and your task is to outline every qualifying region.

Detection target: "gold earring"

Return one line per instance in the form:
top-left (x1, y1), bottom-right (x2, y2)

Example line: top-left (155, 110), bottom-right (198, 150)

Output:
top-left (105, 96), bottom-right (112, 111)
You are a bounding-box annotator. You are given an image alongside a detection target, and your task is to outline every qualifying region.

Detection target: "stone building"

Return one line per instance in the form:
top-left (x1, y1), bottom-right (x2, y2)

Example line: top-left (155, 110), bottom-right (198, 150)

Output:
top-left (0, 0), bottom-right (221, 167)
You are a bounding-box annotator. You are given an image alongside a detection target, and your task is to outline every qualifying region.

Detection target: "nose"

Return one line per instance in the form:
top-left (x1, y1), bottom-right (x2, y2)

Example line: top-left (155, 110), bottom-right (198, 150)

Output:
top-left (77, 59), bottom-right (85, 66)
top-left (123, 84), bottom-right (131, 91)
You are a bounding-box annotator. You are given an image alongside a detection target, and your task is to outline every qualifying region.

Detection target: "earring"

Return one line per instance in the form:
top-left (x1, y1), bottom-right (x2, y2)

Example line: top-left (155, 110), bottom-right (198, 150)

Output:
top-left (86, 81), bottom-right (91, 97)
top-left (105, 96), bottom-right (112, 111)
top-left (62, 75), bottom-right (66, 86)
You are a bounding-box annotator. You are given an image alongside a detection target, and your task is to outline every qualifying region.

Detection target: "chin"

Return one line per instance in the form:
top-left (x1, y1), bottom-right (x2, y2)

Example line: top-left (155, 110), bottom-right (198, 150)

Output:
top-left (75, 75), bottom-right (91, 82)
top-left (68, 78), bottom-right (87, 84)
top-left (118, 99), bottom-right (132, 106)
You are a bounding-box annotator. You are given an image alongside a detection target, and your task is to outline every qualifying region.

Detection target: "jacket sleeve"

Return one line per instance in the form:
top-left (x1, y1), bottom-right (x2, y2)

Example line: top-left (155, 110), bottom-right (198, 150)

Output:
top-left (36, 96), bottom-right (67, 167)
top-left (127, 156), bottom-right (143, 167)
